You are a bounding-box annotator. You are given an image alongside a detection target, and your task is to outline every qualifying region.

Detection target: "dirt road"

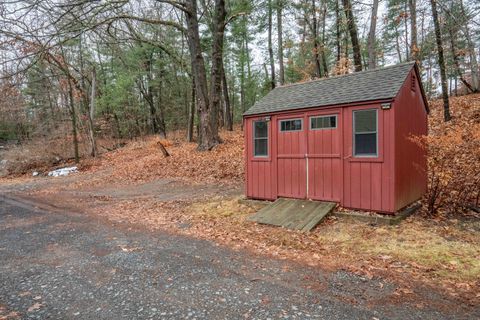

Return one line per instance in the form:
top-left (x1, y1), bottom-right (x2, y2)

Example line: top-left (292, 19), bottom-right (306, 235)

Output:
top-left (0, 195), bottom-right (477, 319)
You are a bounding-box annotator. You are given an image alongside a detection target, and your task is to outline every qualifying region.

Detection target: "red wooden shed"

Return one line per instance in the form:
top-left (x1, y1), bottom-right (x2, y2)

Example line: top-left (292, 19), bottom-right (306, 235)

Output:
top-left (243, 62), bottom-right (428, 214)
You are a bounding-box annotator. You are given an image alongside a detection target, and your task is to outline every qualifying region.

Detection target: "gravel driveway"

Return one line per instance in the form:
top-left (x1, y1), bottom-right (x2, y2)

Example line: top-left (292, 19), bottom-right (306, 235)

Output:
top-left (0, 196), bottom-right (476, 319)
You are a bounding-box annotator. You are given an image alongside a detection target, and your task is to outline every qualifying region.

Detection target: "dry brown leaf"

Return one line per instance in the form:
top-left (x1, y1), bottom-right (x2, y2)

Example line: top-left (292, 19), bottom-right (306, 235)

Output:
top-left (27, 303), bottom-right (42, 312)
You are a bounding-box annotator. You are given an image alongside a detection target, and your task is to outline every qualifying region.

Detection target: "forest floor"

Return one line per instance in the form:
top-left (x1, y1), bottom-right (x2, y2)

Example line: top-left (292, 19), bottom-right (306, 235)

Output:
top-left (0, 95), bottom-right (479, 311)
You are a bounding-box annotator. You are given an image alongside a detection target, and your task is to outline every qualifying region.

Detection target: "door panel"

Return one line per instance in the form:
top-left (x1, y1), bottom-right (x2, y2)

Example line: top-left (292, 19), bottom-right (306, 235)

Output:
top-left (307, 113), bottom-right (342, 201)
top-left (277, 117), bottom-right (307, 198)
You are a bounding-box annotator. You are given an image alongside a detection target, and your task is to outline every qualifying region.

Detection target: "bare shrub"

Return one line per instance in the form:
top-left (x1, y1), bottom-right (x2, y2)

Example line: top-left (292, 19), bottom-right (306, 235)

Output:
top-left (420, 94), bottom-right (480, 215)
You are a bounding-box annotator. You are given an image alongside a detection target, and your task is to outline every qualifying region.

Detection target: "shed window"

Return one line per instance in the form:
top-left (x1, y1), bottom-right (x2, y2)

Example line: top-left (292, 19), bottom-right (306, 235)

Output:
top-left (310, 115), bottom-right (337, 130)
top-left (353, 109), bottom-right (377, 157)
top-left (253, 120), bottom-right (268, 157)
top-left (280, 119), bottom-right (302, 131)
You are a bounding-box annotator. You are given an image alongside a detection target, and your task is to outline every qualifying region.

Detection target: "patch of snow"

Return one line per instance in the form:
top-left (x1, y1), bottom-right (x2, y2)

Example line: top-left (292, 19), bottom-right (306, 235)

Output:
top-left (48, 166), bottom-right (78, 177)
top-left (32, 171), bottom-right (39, 176)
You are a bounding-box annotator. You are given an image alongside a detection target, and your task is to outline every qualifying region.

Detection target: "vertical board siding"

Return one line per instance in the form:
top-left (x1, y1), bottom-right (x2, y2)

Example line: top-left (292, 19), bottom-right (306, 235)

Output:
top-left (350, 162), bottom-right (362, 207)
top-left (342, 104), bottom-right (395, 213)
top-left (360, 162), bottom-right (372, 209)
top-left (371, 163), bottom-right (382, 211)
top-left (307, 109), bottom-right (342, 201)
top-left (276, 117), bottom-right (307, 198)
top-left (393, 69), bottom-right (428, 211)
top-left (381, 107), bottom-right (394, 211)
top-left (245, 117), bottom-right (276, 200)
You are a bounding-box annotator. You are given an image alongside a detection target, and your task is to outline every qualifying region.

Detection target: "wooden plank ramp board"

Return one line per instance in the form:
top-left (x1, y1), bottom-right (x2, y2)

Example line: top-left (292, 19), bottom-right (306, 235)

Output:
top-left (248, 198), bottom-right (336, 232)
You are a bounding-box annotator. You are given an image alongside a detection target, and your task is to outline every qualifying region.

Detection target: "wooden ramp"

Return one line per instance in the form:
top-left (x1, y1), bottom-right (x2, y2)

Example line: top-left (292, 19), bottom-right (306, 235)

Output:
top-left (248, 198), bottom-right (336, 232)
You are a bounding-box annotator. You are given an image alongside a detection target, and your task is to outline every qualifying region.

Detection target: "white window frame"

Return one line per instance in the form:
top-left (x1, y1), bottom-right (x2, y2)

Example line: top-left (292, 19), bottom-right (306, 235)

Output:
top-left (279, 118), bottom-right (303, 132)
top-left (309, 115), bottom-right (338, 130)
top-left (353, 109), bottom-right (378, 157)
top-left (253, 120), bottom-right (269, 157)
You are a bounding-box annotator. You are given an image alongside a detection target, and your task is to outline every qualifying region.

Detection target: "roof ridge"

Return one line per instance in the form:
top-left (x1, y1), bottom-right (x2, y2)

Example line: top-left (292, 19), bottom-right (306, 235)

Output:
top-left (275, 61), bottom-right (416, 90)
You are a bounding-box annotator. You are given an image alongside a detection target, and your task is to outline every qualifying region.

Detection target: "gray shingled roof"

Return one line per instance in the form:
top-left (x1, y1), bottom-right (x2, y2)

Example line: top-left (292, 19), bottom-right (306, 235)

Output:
top-left (244, 62), bottom-right (416, 116)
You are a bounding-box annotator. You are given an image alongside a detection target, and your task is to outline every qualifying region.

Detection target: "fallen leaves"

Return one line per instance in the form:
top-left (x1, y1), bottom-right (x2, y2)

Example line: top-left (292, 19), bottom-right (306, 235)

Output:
top-left (119, 245), bottom-right (142, 252)
top-left (76, 128), bottom-right (244, 187)
top-left (419, 93), bottom-right (480, 215)
top-left (0, 304), bottom-right (21, 320)
top-left (27, 303), bottom-right (42, 312)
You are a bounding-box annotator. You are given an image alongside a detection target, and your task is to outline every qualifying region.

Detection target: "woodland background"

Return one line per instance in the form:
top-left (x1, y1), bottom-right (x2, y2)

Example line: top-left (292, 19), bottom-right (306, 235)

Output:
top-left (0, 0), bottom-right (479, 215)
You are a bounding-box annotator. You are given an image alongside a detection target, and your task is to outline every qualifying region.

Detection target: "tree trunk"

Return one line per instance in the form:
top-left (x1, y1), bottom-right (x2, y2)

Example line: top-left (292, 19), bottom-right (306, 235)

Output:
top-left (244, 15), bottom-right (252, 81)
top-left (301, 6), bottom-right (307, 63)
top-left (430, 0), bottom-right (451, 121)
top-left (184, 0), bottom-right (225, 150)
top-left (394, 23), bottom-right (403, 63)
top-left (114, 112), bottom-right (122, 139)
top-left (460, 0), bottom-right (479, 92)
top-left (185, 0), bottom-right (210, 148)
top-left (277, 0), bottom-right (285, 85)
top-left (156, 56), bottom-right (167, 138)
top-left (240, 45), bottom-right (246, 114)
top-left (208, 0), bottom-right (227, 144)
top-left (404, 0), bottom-right (409, 60)
top-left (367, 0), bottom-right (379, 69)
top-left (312, 0), bottom-right (322, 77)
top-left (87, 67), bottom-right (97, 157)
top-left (268, 0), bottom-right (276, 89)
top-left (140, 54), bottom-right (165, 137)
top-left (409, 0), bottom-right (418, 62)
top-left (243, 15), bottom-right (254, 108)
top-left (67, 79), bottom-right (80, 163)
top-left (187, 77), bottom-right (195, 142)
top-left (263, 63), bottom-right (269, 83)
top-left (449, 77), bottom-right (452, 96)
top-left (222, 63), bottom-right (233, 131)
top-left (79, 32), bottom-right (96, 157)
top-left (342, 0), bottom-right (362, 72)
top-left (320, 3), bottom-right (329, 77)
top-left (335, 0), bottom-right (341, 63)
top-left (448, 27), bottom-right (474, 93)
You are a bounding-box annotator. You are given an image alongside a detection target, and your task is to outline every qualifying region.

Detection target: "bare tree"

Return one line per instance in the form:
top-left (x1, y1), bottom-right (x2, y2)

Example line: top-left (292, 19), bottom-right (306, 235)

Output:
top-left (367, 0), bottom-right (379, 69)
top-left (187, 77), bottom-right (195, 142)
top-left (342, 0), bottom-right (362, 71)
top-left (429, 0), bottom-right (451, 121)
top-left (335, 0), bottom-right (342, 64)
top-left (459, 0), bottom-right (479, 92)
top-left (409, 0), bottom-right (418, 62)
top-left (319, 0), bottom-right (329, 76)
top-left (222, 63), bottom-right (233, 131)
top-left (277, 0), bottom-right (285, 85)
top-left (268, 0), bottom-right (276, 89)
top-left (183, 0), bottom-right (227, 149)
top-left (312, 0), bottom-right (323, 77)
